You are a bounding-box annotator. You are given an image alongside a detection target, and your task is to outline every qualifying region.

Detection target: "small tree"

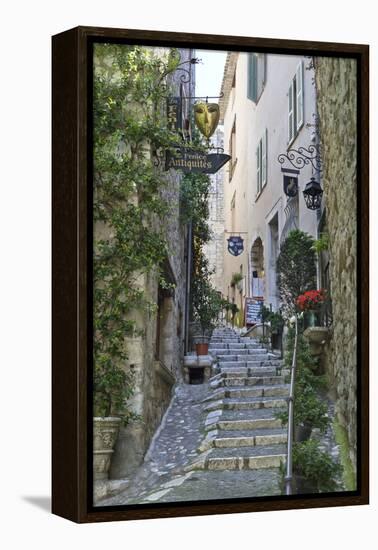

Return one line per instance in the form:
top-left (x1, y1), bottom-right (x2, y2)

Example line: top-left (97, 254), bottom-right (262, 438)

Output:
top-left (191, 249), bottom-right (223, 335)
top-left (277, 229), bottom-right (317, 315)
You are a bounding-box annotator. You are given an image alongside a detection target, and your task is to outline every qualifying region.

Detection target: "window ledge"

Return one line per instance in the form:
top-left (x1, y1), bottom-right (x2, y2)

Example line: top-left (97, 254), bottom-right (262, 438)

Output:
top-left (255, 182), bottom-right (267, 203)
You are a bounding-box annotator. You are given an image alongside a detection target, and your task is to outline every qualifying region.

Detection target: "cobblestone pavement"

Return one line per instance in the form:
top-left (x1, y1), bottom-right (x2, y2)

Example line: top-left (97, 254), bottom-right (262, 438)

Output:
top-left (100, 382), bottom-right (210, 505)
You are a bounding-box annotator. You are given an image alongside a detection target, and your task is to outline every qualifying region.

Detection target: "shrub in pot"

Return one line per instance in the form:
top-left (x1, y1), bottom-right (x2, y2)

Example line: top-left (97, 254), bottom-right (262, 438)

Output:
top-left (191, 256), bottom-right (224, 355)
top-left (292, 440), bottom-right (342, 493)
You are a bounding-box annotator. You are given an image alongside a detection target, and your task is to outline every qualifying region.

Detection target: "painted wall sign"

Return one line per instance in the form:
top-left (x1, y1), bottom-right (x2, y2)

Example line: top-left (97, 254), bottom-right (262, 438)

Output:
top-left (245, 298), bottom-right (263, 325)
top-left (227, 236), bottom-right (244, 256)
top-left (165, 147), bottom-right (230, 174)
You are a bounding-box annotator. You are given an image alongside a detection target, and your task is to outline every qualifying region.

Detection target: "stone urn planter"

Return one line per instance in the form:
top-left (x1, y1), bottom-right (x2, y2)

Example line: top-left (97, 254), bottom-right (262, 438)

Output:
top-left (303, 326), bottom-right (330, 356)
top-left (93, 417), bottom-right (121, 480)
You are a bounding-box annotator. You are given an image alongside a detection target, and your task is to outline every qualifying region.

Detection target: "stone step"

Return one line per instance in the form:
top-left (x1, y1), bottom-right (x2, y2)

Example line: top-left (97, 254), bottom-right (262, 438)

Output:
top-left (217, 354), bottom-right (282, 366)
top-left (203, 445), bottom-right (286, 470)
top-left (222, 376), bottom-right (285, 387)
top-left (219, 408), bottom-right (285, 421)
top-left (220, 367), bottom-right (278, 377)
top-left (209, 348), bottom-right (263, 356)
top-left (210, 375), bottom-right (284, 390)
top-left (213, 429), bottom-right (287, 448)
top-left (204, 396), bottom-right (287, 412)
top-left (217, 417), bottom-right (283, 431)
top-left (218, 359), bottom-right (278, 368)
top-left (225, 385), bottom-right (289, 399)
top-left (209, 342), bottom-right (262, 350)
top-left (206, 385), bottom-right (289, 401)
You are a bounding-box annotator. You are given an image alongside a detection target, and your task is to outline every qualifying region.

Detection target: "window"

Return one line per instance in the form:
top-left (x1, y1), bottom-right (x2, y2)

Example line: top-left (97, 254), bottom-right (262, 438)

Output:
top-left (256, 129), bottom-right (268, 196)
top-left (229, 117), bottom-right (237, 181)
top-left (247, 53), bottom-right (266, 103)
top-left (288, 61), bottom-right (304, 144)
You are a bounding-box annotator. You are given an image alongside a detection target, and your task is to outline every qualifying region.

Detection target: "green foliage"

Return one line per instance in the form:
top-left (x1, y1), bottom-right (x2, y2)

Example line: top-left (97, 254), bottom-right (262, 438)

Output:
top-left (277, 327), bottom-right (328, 432)
top-left (277, 229), bottom-right (317, 316)
top-left (191, 249), bottom-right (223, 335)
top-left (180, 172), bottom-right (212, 243)
top-left (292, 440), bottom-right (342, 492)
top-left (261, 306), bottom-right (284, 332)
top-left (312, 232), bottom-right (329, 253)
top-left (93, 44), bottom-right (181, 422)
top-left (230, 272), bottom-right (243, 287)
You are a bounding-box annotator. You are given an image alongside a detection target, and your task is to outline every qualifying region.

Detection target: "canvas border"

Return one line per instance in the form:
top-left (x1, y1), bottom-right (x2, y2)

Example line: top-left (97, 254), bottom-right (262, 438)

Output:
top-left (52, 26), bottom-right (369, 523)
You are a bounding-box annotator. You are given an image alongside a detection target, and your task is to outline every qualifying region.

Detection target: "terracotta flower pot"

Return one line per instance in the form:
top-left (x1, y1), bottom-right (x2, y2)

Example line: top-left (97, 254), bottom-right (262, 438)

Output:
top-left (196, 342), bottom-right (209, 356)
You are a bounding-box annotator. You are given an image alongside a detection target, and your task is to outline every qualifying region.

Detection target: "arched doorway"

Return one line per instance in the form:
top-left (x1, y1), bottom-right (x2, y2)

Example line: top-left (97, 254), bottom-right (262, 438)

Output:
top-left (250, 237), bottom-right (265, 299)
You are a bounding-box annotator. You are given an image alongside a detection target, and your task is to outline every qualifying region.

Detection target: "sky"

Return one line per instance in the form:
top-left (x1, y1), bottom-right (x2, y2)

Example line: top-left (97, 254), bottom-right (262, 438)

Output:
top-left (194, 49), bottom-right (228, 100)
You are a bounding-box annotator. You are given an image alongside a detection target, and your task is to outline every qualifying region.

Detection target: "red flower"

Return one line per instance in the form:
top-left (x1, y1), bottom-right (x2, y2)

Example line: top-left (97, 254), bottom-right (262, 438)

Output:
top-left (296, 289), bottom-right (326, 311)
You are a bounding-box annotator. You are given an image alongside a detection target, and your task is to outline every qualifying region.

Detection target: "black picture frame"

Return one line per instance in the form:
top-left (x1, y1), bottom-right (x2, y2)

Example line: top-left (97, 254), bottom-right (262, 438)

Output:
top-left (52, 26), bottom-right (369, 523)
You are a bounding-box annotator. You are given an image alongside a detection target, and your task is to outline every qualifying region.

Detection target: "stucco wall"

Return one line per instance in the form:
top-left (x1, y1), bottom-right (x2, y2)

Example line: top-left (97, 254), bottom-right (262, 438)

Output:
top-left (315, 56), bottom-right (357, 474)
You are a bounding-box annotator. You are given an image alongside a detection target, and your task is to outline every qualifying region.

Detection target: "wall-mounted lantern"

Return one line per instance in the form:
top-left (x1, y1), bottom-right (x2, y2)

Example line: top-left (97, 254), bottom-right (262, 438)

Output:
top-left (277, 144), bottom-right (323, 210)
top-left (303, 177), bottom-right (323, 210)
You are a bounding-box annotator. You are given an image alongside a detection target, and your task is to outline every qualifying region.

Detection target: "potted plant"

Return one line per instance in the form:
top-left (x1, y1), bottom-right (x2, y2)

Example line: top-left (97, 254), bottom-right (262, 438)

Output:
top-left (93, 358), bottom-right (136, 481)
top-left (296, 288), bottom-right (327, 328)
top-left (192, 282), bottom-right (223, 354)
top-left (292, 440), bottom-right (342, 493)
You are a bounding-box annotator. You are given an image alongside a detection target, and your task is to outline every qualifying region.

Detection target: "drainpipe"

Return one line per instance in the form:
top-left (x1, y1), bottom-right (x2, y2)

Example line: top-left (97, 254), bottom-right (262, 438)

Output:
top-left (184, 221), bottom-right (193, 354)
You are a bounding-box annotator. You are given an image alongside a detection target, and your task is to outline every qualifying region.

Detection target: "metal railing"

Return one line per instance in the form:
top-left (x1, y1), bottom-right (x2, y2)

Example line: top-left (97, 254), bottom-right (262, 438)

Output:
top-left (285, 315), bottom-right (299, 495)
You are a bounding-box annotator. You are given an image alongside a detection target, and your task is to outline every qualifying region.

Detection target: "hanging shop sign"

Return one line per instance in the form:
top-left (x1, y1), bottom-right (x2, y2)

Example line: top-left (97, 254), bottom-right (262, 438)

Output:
top-left (227, 236), bottom-right (244, 256)
top-left (193, 102), bottom-right (220, 139)
top-left (166, 97), bottom-right (182, 132)
top-left (245, 298), bottom-right (263, 325)
top-left (165, 147), bottom-right (230, 174)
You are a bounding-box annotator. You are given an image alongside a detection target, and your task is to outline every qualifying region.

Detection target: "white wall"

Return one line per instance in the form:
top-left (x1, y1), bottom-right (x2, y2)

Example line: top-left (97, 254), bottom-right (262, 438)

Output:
top-left (1, 1), bottom-right (376, 549)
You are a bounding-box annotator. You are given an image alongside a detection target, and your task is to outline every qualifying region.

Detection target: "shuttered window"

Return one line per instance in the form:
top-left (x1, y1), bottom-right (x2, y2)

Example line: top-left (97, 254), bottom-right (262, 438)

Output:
top-left (256, 129), bottom-right (268, 196)
top-left (247, 53), bottom-right (266, 103)
top-left (287, 60), bottom-right (304, 145)
top-left (295, 61), bottom-right (304, 131)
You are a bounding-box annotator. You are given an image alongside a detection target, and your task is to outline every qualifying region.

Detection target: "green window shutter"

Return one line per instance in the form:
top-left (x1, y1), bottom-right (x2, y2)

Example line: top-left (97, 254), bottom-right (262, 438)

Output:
top-left (257, 54), bottom-right (265, 99)
top-left (296, 60), bottom-right (304, 131)
top-left (247, 53), bottom-right (257, 102)
top-left (288, 82), bottom-right (294, 143)
top-left (256, 140), bottom-right (261, 194)
top-left (262, 129), bottom-right (267, 187)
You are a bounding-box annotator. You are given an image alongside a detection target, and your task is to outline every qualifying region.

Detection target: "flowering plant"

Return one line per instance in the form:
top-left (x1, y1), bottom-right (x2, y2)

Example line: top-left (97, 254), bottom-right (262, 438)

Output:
top-left (296, 289), bottom-right (327, 311)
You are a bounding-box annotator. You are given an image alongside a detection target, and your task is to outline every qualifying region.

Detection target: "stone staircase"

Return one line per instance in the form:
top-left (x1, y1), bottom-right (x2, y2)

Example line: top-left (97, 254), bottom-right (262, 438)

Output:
top-left (194, 327), bottom-right (289, 472)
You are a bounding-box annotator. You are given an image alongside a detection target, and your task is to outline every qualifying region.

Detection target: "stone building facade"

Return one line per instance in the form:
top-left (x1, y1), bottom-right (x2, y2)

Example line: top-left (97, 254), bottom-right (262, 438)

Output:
top-left (105, 47), bottom-right (196, 479)
top-left (315, 57), bottom-right (357, 481)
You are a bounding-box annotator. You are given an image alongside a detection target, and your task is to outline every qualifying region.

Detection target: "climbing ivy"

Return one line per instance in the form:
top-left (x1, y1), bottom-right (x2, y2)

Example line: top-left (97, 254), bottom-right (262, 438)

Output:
top-left (93, 44), bottom-right (182, 422)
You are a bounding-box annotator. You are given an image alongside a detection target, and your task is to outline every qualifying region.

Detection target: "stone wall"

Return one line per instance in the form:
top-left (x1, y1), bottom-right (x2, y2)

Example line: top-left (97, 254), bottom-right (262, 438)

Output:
top-left (315, 57), bottom-right (357, 477)
top-left (110, 47), bottom-right (193, 479)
